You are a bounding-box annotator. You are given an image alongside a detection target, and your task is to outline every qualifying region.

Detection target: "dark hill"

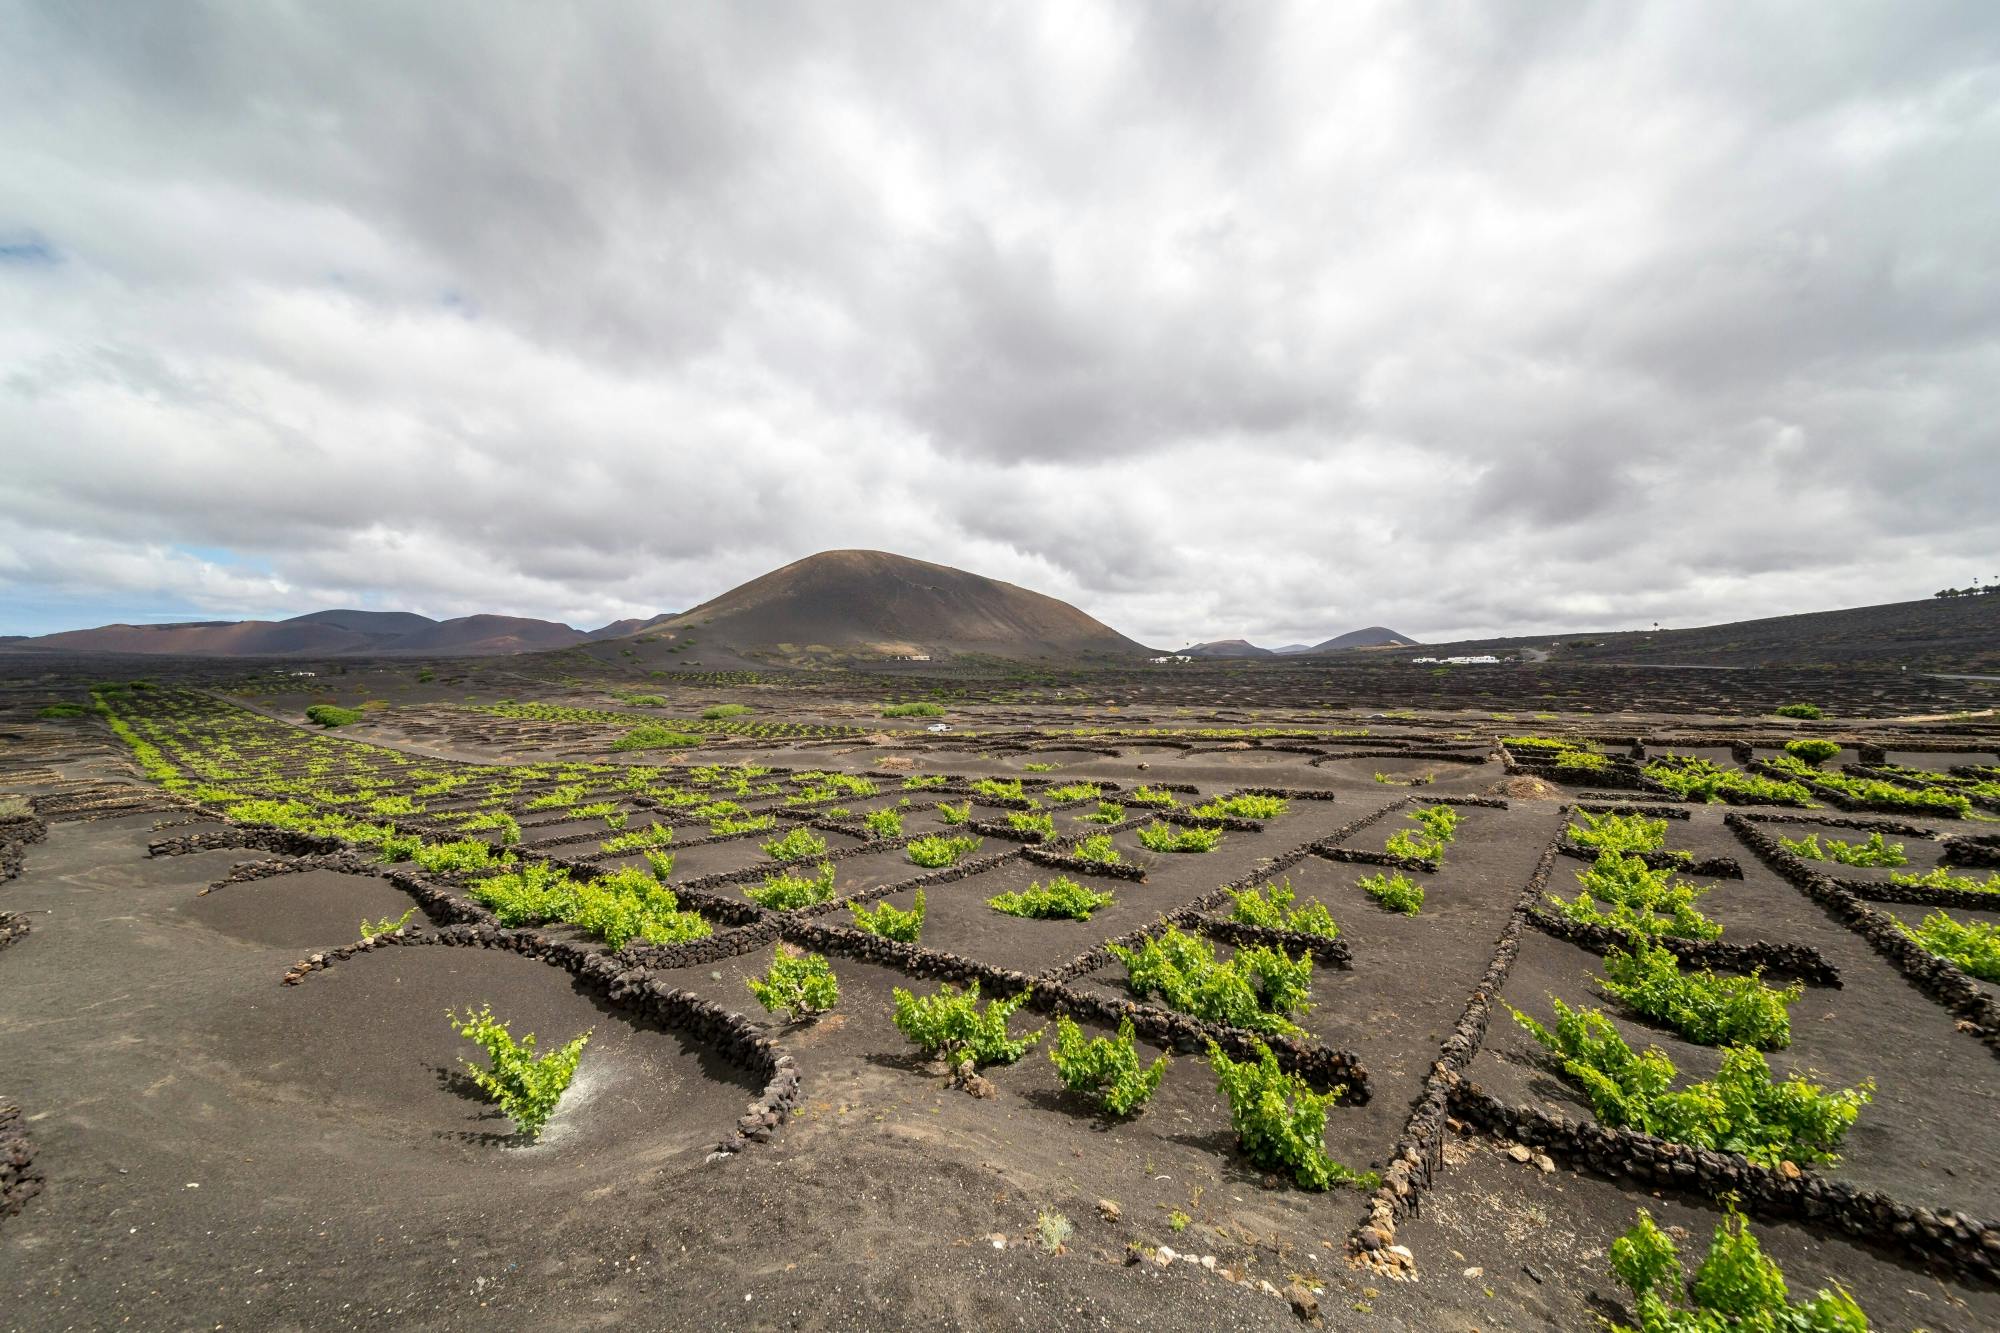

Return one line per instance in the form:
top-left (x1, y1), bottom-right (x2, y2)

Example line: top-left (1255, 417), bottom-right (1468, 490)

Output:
top-left (585, 612), bottom-right (677, 641)
top-left (1395, 596), bottom-right (1999, 672)
top-left (1184, 640), bottom-right (1276, 658)
top-left (287, 609), bottom-right (439, 640)
top-left (394, 615), bottom-right (587, 655)
top-left (1311, 626), bottom-right (1418, 653)
top-left (652, 550), bottom-right (1147, 662)
top-left (14, 619), bottom-right (378, 656)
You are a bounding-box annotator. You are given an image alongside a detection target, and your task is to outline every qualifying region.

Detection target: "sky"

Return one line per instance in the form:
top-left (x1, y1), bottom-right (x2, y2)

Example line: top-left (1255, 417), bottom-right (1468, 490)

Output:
top-left (3, 2), bottom-right (1998, 648)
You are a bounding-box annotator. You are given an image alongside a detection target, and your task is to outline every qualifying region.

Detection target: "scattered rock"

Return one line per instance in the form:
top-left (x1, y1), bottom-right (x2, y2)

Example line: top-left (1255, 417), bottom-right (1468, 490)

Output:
top-left (1533, 1153), bottom-right (1555, 1173)
top-left (1505, 1143), bottom-right (1533, 1163)
top-left (1286, 1281), bottom-right (1322, 1325)
top-left (1097, 1199), bottom-right (1121, 1222)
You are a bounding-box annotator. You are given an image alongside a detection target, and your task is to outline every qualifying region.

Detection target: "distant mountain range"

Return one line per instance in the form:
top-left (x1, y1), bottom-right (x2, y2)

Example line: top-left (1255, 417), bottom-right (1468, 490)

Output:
top-left (5, 607), bottom-right (675, 657)
top-left (1182, 626), bottom-right (1418, 658)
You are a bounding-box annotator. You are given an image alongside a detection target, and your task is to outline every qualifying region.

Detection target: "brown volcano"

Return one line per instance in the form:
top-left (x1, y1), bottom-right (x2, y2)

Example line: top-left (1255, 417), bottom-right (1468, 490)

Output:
top-left (650, 550), bottom-right (1148, 661)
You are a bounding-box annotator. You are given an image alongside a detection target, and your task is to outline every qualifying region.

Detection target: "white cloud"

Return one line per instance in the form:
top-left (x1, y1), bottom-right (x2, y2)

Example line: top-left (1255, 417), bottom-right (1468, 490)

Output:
top-left (2, 1), bottom-right (1996, 644)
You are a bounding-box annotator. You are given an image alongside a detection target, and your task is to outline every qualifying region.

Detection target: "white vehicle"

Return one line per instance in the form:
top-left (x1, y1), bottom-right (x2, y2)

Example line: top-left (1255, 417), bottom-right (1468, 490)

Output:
top-left (925, 722), bottom-right (951, 733)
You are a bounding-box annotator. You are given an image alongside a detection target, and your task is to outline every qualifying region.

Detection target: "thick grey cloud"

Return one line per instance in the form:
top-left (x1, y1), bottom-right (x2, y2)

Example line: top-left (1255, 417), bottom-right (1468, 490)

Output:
top-left (2, 1), bottom-right (1996, 646)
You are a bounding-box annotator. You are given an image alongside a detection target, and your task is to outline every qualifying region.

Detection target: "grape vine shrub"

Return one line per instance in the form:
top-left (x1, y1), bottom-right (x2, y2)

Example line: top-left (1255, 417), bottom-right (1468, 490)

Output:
top-left (747, 946), bottom-right (840, 1020)
top-left (1597, 941), bottom-right (1800, 1049)
top-left (1206, 1040), bottom-right (1376, 1191)
top-left (906, 834), bottom-right (982, 868)
top-left (1230, 878), bottom-right (1340, 939)
top-left (890, 982), bottom-right (1043, 1069)
top-left (987, 876), bottom-right (1115, 920)
top-left (446, 1004), bottom-right (590, 1140)
top-left (850, 890), bottom-right (926, 943)
top-left (1510, 999), bottom-right (1871, 1166)
top-left (1110, 926), bottom-right (1312, 1036)
top-left (1358, 870), bottom-right (1424, 915)
top-left (1048, 1016), bottom-right (1168, 1117)
top-left (1607, 1206), bottom-right (1866, 1332)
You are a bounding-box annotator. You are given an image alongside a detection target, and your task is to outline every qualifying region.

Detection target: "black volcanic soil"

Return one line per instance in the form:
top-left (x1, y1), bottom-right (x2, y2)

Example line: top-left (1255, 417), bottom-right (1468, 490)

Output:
top-left (4, 666), bottom-right (1998, 1332)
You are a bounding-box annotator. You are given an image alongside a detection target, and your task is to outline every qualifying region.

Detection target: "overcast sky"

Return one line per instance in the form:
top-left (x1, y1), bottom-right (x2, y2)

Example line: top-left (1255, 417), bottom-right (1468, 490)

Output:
top-left (3, 2), bottom-right (1997, 647)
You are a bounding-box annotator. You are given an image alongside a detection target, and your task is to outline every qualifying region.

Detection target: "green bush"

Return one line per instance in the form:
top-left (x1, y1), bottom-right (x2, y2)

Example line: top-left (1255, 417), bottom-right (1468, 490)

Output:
top-left (863, 808), bottom-right (904, 839)
top-left (1775, 703), bottom-right (1825, 720)
top-left (1081, 800), bottom-right (1124, 825)
top-left (413, 838), bottom-right (513, 874)
top-left (1568, 811), bottom-right (1671, 856)
top-left (935, 800), bottom-right (971, 825)
top-left (1127, 785), bottom-right (1178, 807)
top-left (1546, 853), bottom-right (1720, 940)
top-left (1782, 738), bottom-right (1842, 766)
top-left (359, 906), bottom-right (415, 940)
top-left (747, 947), bottom-right (839, 1019)
top-left (700, 703), bottom-right (753, 720)
top-left (1190, 793), bottom-right (1289, 820)
top-left (906, 833), bottom-right (982, 868)
top-left (1606, 1206), bottom-right (1867, 1332)
top-left (446, 1003), bottom-right (590, 1140)
top-left (36, 702), bottom-right (88, 718)
top-left (1071, 834), bottom-right (1122, 865)
top-left (1888, 866), bottom-right (2000, 893)
top-left (711, 813), bottom-right (776, 837)
top-left (1049, 1016), bottom-right (1167, 1116)
top-left (1110, 926), bottom-right (1311, 1036)
top-left (1510, 999), bottom-right (1872, 1166)
top-left (1043, 782), bottom-right (1102, 802)
top-left (987, 875), bottom-right (1115, 920)
top-left (745, 862), bottom-right (837, 910)
top-left (567, 867), bottom-right (710, 948)
top-left (851, 890), bottom-right (925, 942)
top-left (602, 822), bottom-right (676, 855)
top-left (890, 982), bottom-right (1042, 1067)
top-left (882, 702), bottom-right (946, 718)
top-left (1644, 754), bottom-right (1815, 807)
top-left (762, 826), bottom-right (830, 862)
top-left (305, 704), bottom-right (365, 728)
top-left (1206, 1040), bottom-right (1375, 1191)
top-left (612, 723), bottom-right (703, 751)
top-left (971, 777), bottom-right (1028, 802)
top-left (1358, 870), bottom-right (1423, 915)
top-left (1137, 821), bottom-right (1223, 853)
top-left (1230, 878), bottom-right (1340, 939)
top-left (902, 774), bottom-right (949, 789)
top-left (1894, 910), bottom-right (2000, 981)
top-left (1597, 941), bottom-right (1799, 1049)
top-left (1007, 810), bottom-right (1055, 839)
top-left (1778, 830), bottom-right (1906, 867)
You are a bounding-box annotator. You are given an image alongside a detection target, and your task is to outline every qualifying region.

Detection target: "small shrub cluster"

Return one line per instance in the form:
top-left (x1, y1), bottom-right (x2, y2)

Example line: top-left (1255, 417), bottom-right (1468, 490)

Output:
top-left (1765, 755), bottom-right (1971, 816)
top-left (1384, 805), bottom-right (1458, 865)
top-left (762, 826), bottom-right (830, 862)
top-left (1081, 800), bottom-right (1124, 824)
top-left (1546, 853), bottom-right (1720, 941)
top-left (1568, 811), bottom-right (1670, 856)
top-left (359, 906), bottom-right (416, 940)
top-left (1007, 810), bottom-right (1056, 838)
top-left (906, 833), bottom-right (982, 868)
top-left (891, 982), bottom-right (1042, 1067)
top-left (1230, 878), bottom-right (1339, 939)
top-left (1110, 926), bottom-right (1311, 1036)
top-left (611, 722), bottom-right (703, 751)
top-left (413, 838), bottom-right (513, 874)
top-left (935, 799), bottom-right (971, 825)
top-left (1190, 793), bottom-right (1288, 820)
top-left (1889, 866), bottom-right (2000, 893)
top-left (1126, 786), bottom-right (1178, 808)
top-left (1782, 738), bottom-right (1842, 766)
top-left (863, 808), bottom-right (904, 839)
top-left (1894, 910), bottom-right (2000, 982)
top-left (1206, 1040), bottom-right (1375, 1191)
top-left (1777, 830), bottom-right (1906, 867)
top-left (602, 821), bottom-right (676, 855)
top-left (1049, 1016), bottom-right (1168, 1116)
top-left (747, 946), bottom-right (840, 1019)
top-left (882, 702), bottom-right (946, 718)
top-left (745, 862), bottom-right (837, 910)
top-left (1137, 821), bottom-right (1223, 853)
top-left (1774, 703), bottom-right (1825, 720)
top-left (1358, 870), bottom-right (1423, 915)
top-left (1070, 834), bottom-right (1123, 865)
top-left (902, 773), bottom-right (949, 790)
top-left (306, 704), bottom-right (365, 728)
top-left (470, 863), bottom-right (709, 948)
top-left (851, 890), bottom-right (926, 942)
top-left (1510, 999), bottom-right (1872, 1166)
top-left (988, 875), bottom-right (1115, 920)
top-left (699, 703), bottom-right (753, 720)
top-left (1644, 754), bottom-right (1814, 807)
top-left (446, 1003), bottom-right (590, 1139)
top-left (1607, 1206), bottom-right (1867, 1332)
top-left (1043, 781), bottom-right (1102, 803)
top-left (1597, 941), bottom-right (1799, 1049)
